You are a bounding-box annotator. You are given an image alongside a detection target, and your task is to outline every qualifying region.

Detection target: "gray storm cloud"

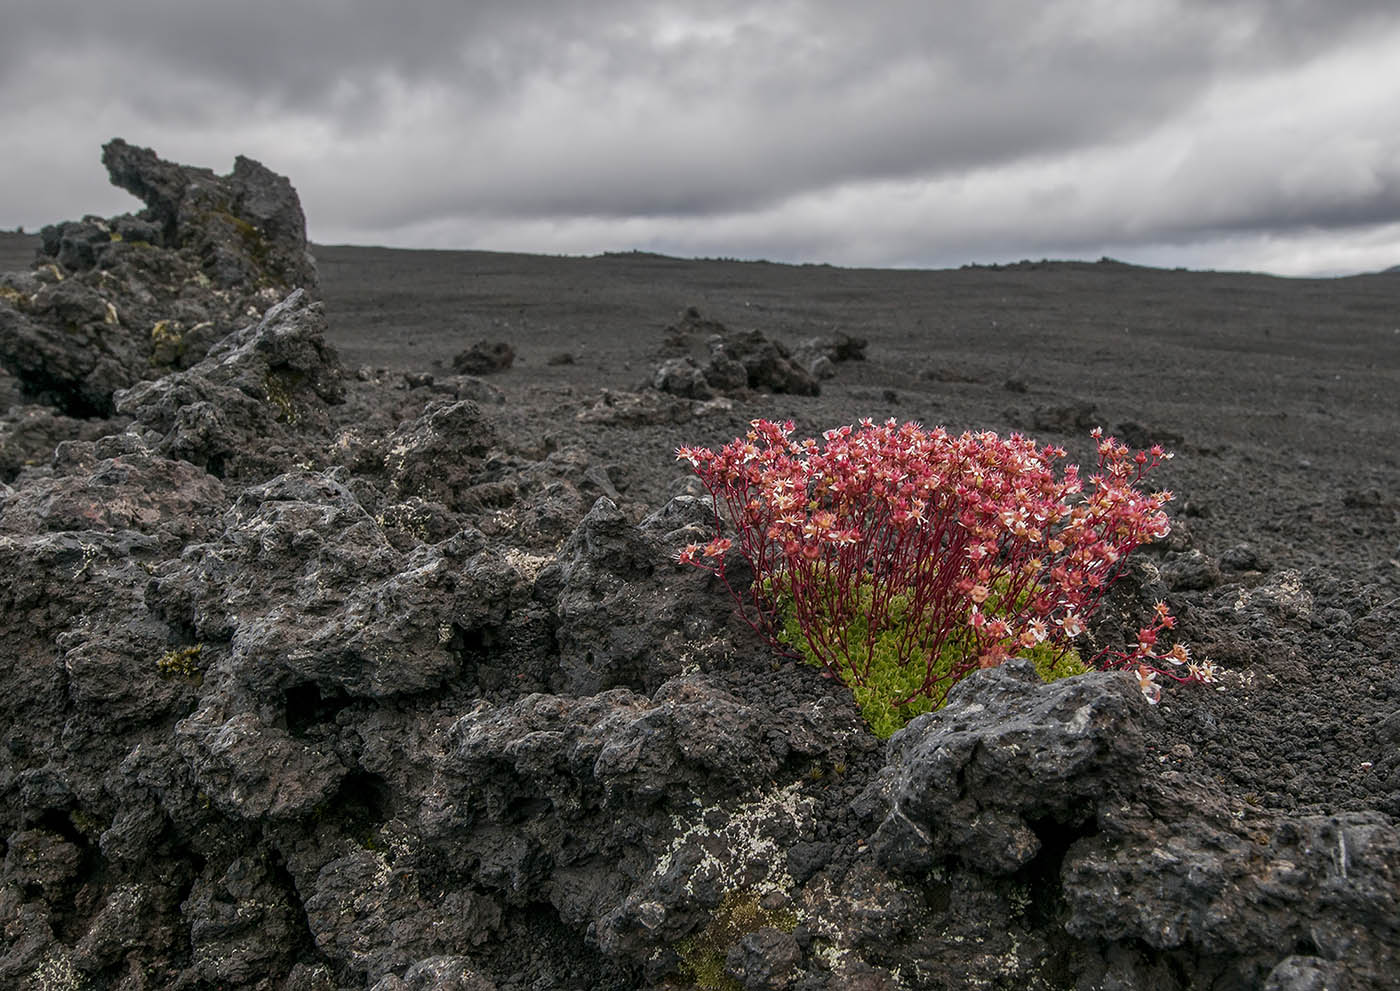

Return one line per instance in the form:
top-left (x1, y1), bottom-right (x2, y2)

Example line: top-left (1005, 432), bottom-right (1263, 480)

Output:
top-left (2, 0), bottom-right (1399, 275)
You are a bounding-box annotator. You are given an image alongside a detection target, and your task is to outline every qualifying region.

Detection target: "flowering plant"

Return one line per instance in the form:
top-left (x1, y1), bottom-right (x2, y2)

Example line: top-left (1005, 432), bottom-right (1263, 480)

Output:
top-left (678, 418), bottom-right (1211, 734)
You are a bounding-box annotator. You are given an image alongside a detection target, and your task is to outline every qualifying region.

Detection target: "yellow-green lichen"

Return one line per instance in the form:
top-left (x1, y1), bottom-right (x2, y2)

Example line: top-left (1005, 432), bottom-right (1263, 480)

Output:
top-left (150, 319), bottom-right (185, 364)
top-left (27, 950), bottom-right (88, 991)
top-left (156, 644), bottom-right (203, 679)
top-left (209, 207), bottom-right (272, 273)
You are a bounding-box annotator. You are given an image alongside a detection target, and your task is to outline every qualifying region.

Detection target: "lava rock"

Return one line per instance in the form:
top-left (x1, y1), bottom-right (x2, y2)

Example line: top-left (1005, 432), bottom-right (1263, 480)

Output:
top-left (1264, 956), bottom-right (1348, 991)
top-left (155, 467), bottom-right (521, 701)
top-left (3, 830), bottom-right (82, 895)
top-left (700, 334), bottom-right (750, 393)
top-left (859, 660), bottom-right (1146, 875)
top-left (370, 957), bottom-right (498, 991)
top-left (114, 288), bottom-right (345, 478)
top-left (1160, 548), bottom-right (1223, 591)
top-left (175, 707), bottom-right (347, 821)
top-left (40, 217), bottom-right (115, 270)
top-left (0, 278), bottom-right (130, 416)
top-left (1219, 543), bottom-right (1269, 572)
top-left (1228, 569), bottom-right (1314, 625)
top-left (302, 845), bottom-right (503, 984)
top-left (72, 883), bottom-right (176, 972)
top-left (725, 927), bottom-right (803, 989)
top-left (537, 496), bottom-right (736, 694)
top-left (660, 306), bottom-right (731, 350)
top-left (650, 310), bottom-right (820, 398)
top-left (1064, 811), bottom-right (1400, 987)
top-left (721, 328), bottom-right (820, 396)
top-left (1030, 401), bottom-right (1100, 433)
top-left (791, 331), bottom-right (867, 380)
top-left (434, 672), bottom-right (862, 964)
top-left (2, 140), bottom-right (318, 417)
top-left (452, 340), bottom-right (515, 375)
top-left (0, 404), bottom-right (122, 481)
top-left (652, 356), bottom-right (716, 399)
top-left (380, 398), bottom-right (498, 510)
top-left (101, 137), bottom-right (317, 291)
top-left (1114, 420), bottom-right (1184, 450)
top-left (576, 388), bottom-right (696, 426)
top-left (182, 855), bottom-right (304, 984)
top-left (0, 446), bottom-right (224, 538)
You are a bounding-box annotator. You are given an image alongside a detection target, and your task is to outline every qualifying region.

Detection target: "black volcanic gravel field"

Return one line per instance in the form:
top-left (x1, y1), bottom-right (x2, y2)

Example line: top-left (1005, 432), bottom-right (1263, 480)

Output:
top-left (313, 240), bottom-right (1400, 818)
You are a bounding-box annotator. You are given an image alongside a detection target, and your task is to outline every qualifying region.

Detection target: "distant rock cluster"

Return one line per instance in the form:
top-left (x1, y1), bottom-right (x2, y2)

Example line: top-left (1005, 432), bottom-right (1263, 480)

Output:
top-left (651, 306), bottom-right (866, 400)
top-left (569, 307), bottom-right (869, 428)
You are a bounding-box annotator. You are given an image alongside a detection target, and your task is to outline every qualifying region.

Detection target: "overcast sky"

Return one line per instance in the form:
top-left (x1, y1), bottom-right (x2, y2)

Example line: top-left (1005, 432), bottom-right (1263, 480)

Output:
top-left (3, 0), bottom-right (1399, 276)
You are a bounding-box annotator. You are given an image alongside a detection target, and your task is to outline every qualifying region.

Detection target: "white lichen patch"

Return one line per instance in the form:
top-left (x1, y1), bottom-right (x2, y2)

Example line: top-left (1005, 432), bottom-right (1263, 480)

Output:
top-left (651, 781), bottom-right (815, 899)
top-left (1232, 569), bottom-right (1311, 620)
top-left (798, 868), bottom-right (925, 987)
top-left (483, 506), bottom-right (522, 535)
top-left (28, 951), bottom-right (86, 991)
top-left (365, 846), bottom-right (394, 890)
top-left (386, 440), bottom-right (413, 463)
top-left (503, 547), bottom-right (554, 582)
top-left (71, 540), bottom-right (101, 579)
top-left (672, 635), bottom-right (734, 672)
top-left (810, 940), bottom-right (851, 971)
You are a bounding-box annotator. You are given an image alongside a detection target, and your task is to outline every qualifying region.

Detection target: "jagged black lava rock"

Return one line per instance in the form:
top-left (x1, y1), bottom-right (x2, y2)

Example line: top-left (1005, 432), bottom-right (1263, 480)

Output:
top-left (101, 137), bottom-right (318, 292)
top-left (0, 139), bottom-right (318, 417)
top-left (859, 659), bottom-right (1146, 875)
top-left (452, 340), bottom-right (515, 376)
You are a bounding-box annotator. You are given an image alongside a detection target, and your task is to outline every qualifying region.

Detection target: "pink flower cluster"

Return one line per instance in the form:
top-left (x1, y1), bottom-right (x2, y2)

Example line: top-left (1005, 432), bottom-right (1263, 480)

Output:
top-left (678, 418), bottom-right (1210, 707)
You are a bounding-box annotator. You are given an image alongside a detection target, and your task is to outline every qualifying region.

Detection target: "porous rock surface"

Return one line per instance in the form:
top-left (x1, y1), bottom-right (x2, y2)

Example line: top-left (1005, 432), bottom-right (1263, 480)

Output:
top-left (1, 152), bottom-right (1399, 990)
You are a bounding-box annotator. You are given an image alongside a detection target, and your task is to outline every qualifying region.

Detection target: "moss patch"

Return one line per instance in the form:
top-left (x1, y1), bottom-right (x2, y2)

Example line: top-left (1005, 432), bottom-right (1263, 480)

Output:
top-left (774, 575), bottom-right (1087, 739)
top-left (675, 889), bottom-right (800, 991)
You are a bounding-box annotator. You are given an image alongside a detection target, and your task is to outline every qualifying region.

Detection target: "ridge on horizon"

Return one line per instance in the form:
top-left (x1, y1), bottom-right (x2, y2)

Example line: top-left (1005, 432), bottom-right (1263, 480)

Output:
top-left (2, 228), bottom-right (1394, 280)
top-left (304, 239), bottom-right (1398, 280)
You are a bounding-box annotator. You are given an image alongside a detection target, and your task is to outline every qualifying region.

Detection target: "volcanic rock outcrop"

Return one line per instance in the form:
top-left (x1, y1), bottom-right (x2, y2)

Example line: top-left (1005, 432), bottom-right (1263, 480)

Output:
top-left (0, 139), bottom-right (317, 418)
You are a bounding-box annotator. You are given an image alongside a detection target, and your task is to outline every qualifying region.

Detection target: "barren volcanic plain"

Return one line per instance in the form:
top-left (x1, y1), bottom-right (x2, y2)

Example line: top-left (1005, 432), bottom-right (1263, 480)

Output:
top-left (1, 144), bottom-right (1398, 990)
top-left (314, 239), bottom-right (1400, 809)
